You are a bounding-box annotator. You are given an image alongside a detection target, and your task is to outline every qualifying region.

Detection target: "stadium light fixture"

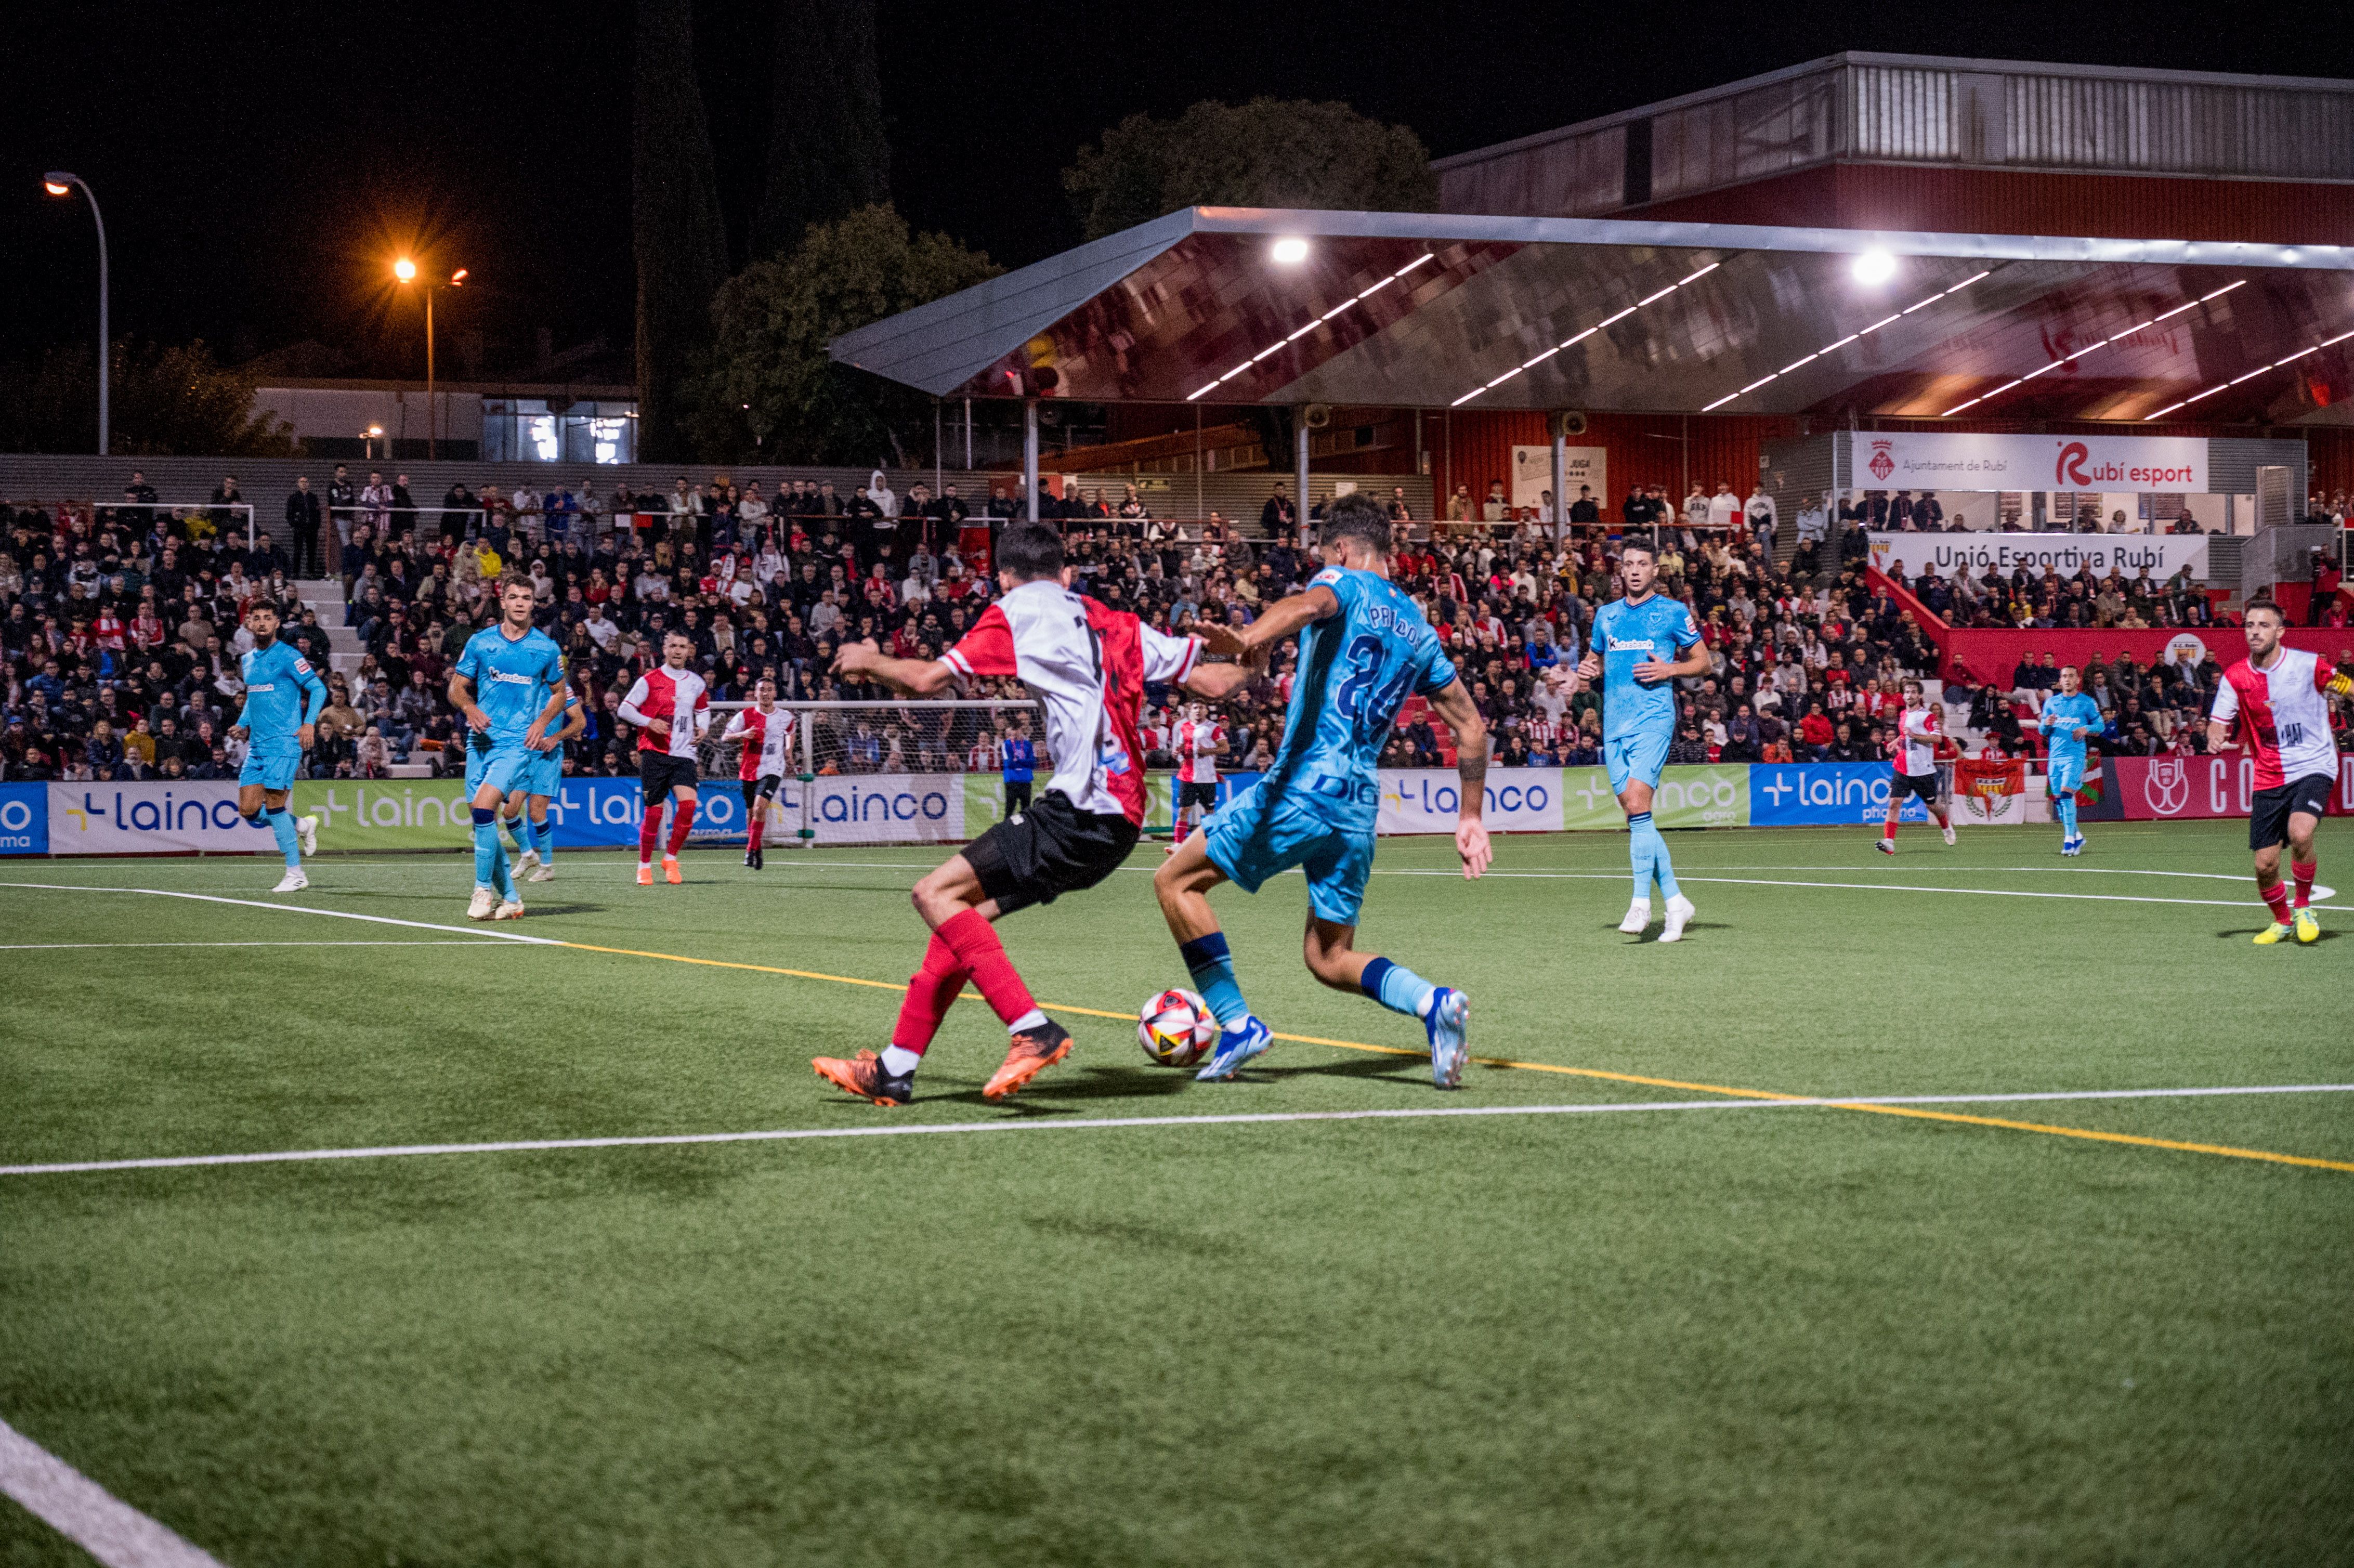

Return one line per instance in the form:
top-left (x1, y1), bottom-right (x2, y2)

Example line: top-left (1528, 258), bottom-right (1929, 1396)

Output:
top-left (2141, 316), bottom-right (2354, 421)
top-left (1852, 250), bottom-right (1897, 285)
top-left (1271, 237), bottom-right (1310, 265)
top-left (393, 258), bottom-right (468, 458)
top-left (43, 171), bottom-right (108, 455)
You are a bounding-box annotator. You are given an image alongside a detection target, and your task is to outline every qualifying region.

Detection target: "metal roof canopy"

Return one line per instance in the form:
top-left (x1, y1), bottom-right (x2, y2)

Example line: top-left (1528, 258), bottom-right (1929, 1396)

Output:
top-left (828, 207), bottom-right (2354, 426)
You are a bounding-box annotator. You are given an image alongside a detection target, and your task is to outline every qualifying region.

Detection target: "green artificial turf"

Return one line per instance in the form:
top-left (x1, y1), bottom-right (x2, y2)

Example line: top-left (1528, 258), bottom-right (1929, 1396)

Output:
top-left (2, 821), bottom-right (2350, 1565)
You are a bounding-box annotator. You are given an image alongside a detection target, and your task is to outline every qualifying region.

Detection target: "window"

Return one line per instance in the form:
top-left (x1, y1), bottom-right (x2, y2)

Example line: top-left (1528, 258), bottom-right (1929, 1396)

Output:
top-left (483, 398), bottom-right (638, 464)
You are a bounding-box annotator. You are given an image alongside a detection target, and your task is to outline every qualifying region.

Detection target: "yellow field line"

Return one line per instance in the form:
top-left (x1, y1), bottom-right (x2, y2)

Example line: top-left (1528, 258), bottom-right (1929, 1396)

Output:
top-left (542, 937), bottom-right (2354, 1175)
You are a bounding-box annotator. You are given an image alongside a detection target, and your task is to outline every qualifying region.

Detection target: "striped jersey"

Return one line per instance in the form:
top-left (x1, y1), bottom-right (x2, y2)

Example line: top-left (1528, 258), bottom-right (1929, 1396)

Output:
top-left (2211, 647), bottom-right (2341, 789)
top-left (619, 665), bottom-right (711, 758)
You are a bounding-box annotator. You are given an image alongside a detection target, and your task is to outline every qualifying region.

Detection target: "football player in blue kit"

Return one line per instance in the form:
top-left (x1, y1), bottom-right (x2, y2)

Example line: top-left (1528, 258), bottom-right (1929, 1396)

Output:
top-left (448, 574), bottom-right (570, 920)
top-left (1156, 493), bottom-right (1493, 1090)
top-left (1574, 539), bottom-right (1712, 941)
top-left (2036, 665), bottom-right (2106, 856)
top-left (231, 602), bottom-right (327, 892)
top-left (503, 683), bottom-right (585, 883)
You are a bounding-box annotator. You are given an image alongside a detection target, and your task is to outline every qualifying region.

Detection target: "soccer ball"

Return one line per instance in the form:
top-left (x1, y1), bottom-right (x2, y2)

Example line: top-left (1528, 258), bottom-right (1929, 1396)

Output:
top-left (1137, 988), bottom-right (1218, 1068)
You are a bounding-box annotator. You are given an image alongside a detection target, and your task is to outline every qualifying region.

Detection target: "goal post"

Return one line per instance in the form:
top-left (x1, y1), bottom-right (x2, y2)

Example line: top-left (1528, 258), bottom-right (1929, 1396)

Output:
top-left (696, 698), bottom-right (1056, 848)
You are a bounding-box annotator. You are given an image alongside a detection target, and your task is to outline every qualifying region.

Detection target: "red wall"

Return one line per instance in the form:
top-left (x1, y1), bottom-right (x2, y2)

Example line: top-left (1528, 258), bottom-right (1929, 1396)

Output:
top-left (1632, 162), bottom-right (2354, 247)
top-left (1430, 409), bottom-right (1798, 516)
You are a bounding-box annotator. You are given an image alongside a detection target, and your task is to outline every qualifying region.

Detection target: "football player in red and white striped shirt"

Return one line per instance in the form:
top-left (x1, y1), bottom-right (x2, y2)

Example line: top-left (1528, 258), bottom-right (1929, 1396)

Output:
top-left (2207, 600), bottom-right (2354, 944)
top-left (721, 676), bottom-right (795, 870)
top-left (1169, 700), bottom-right (1226, 850)
top-left (811, 521), bottom-right (1258, 1107)
top-left (617, 630), bottom-right (711, 885)
top-left (1876, 677), bottom-right (1955, 853)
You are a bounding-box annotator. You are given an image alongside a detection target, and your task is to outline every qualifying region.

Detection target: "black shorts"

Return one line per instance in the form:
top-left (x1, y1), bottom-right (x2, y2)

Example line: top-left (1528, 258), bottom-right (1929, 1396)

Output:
top-left (639, 751), bottom-right (699, 806)
top-left (1177, 779), bottom-right (1220, 811)
top-left (741, 774), bottom-right (781, 814)
top-left (2251, 772), bottom-right (2334, 851)
top-left (1891, 769), bottom-right (1941, 803)
top-left (963, 790), bottom-right (1137, 916)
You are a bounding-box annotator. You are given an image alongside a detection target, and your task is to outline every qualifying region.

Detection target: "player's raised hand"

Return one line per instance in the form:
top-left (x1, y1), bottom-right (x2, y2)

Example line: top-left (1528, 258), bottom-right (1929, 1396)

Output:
top-left (1455, 817), bottom-right (1492, 879)
top-left (831, 638), bottom-right (882, 677)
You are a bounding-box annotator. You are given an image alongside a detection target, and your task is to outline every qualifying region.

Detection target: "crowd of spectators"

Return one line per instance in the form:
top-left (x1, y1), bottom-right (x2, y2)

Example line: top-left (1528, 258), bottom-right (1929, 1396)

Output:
top-left (6, 464), bottom-right (2347, 785)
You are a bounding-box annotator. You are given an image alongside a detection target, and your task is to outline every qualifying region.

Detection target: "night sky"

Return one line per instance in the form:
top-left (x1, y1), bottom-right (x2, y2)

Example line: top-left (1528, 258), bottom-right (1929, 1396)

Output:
top-left (10, 0), bottom-right (2352, 380)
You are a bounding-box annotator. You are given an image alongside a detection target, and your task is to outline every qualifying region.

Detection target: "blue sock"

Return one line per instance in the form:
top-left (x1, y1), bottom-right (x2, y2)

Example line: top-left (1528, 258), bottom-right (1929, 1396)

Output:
top-left (1359, 956), bottom-right (1436, 1020)
top-left (265, 806), bottom-right (300, 868)
top-left (531, 815), bottom-right (553, 866)
top-left (1179, 932), bottom-right (1252, 1030)
top-left (2059, 795), bottom-right (2078, 838)
top-left (1627, 812), bottom-right (1656, 900)
top-left (1642, 816), bottom-right (1682, 899)
top-left (470, 808), bottom-right (508, 893)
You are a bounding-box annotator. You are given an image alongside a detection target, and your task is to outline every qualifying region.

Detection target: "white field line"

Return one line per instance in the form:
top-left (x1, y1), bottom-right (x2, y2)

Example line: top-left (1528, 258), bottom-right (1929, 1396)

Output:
top-left (0, 941), bottom-right (506, 951)
top-left (0, 884), bottom-right (557, 943)
top-left (5, 1084), bottom-right (2347, 1179)
top-left (0, 1417), bottom-right (227, 1568)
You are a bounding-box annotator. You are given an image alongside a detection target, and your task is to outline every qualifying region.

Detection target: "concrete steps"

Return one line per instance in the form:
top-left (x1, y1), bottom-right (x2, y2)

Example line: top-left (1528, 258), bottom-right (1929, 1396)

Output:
top-left (290, 577), bottom-right (365, 679)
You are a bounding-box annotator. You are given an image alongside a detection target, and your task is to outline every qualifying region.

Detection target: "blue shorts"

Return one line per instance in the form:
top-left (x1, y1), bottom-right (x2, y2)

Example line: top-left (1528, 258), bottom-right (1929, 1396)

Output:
top-left (238, 747), bottom-right (301, 792)
top-left (1202, 779), bottom-right (1376, 927)
top-left (1604, 728), bottom-right (1672, 795)
top-left (463, 737), bottom-right (532, 800)
top-left (2048, 752), bottom-right (2085, 795)
top-left (515, 746), bottom-right (563, 800)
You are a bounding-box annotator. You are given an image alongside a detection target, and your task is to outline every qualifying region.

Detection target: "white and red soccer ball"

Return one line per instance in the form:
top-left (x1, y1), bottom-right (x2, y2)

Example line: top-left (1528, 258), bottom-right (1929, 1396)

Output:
top-left (1137, 988), bottom-right (1218, 1068)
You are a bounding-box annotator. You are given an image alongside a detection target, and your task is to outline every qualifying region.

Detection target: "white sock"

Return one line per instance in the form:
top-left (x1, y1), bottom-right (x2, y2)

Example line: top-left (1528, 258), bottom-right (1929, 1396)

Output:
top-left (880, 1044), bottom-right (922, 1077)
top-left (1008, 1008), bottom-right (1049, 1035)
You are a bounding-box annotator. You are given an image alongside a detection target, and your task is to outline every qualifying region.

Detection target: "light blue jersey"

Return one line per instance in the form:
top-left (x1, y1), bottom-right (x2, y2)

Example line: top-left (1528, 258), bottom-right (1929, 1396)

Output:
top-left (1204, 565), bottom-right (1456, 926)
top-left (2038, 689), bottom-right (2106, 796)
top-left (520, 691), bottom-right (583, 798)
top-left (1263, 565), bottom-right (1458, 834)
top-left (1591, 593), bottom-right (1702, 743)
top-left (235, 640), bottom-right (326, 753)
top-left (455, 624), bottom-right (566, 743)
top-left (2037, 691), bottom-right (2104, 762)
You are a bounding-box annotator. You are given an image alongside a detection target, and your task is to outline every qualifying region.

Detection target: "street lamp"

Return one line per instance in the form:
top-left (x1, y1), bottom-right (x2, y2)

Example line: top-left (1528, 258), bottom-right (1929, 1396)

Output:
top-left (393, 258), bottom-right (465, 459)
top-left (43, 172), bottom-right (108, 455)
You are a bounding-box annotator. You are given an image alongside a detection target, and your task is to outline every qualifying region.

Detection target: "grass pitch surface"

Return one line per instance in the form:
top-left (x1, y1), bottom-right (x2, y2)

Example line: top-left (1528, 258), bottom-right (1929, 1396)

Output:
top-left (3, 821), bottom-right (2350, 1565)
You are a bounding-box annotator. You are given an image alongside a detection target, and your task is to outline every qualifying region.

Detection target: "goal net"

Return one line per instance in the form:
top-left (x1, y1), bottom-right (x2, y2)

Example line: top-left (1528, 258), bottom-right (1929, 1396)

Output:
top-left (693, 699), bottom-right (1058, 847)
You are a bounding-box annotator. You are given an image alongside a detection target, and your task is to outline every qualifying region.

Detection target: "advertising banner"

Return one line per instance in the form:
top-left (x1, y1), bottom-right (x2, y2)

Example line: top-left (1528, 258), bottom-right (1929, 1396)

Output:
top-left (1868, 532), bottom-right (2211, 582)
top-left (1748, 762), bottom-right (1944, 826)
top-left (1951, 758), bottom-right (2030, 826)
top-left (0, 782), bottom-right (49, 855)
top-left (1511, 446), bottom-right (1608, 514)
top-left (1558, 764), bottom-right (1750, 829)
top-left (1856, 432), bottom-right (2207, 493)
top-left (2108, 755), bottom-right (2354, 821)
top-left (46, 783), bottom-right (279, 855)
top-left (1379, 768), bottom-right (1566, 834)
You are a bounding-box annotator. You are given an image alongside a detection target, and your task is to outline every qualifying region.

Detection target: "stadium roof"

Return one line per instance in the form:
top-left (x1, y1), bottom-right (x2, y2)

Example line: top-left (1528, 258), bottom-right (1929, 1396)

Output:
top-left (827, 207), bottom-right (2354, 426)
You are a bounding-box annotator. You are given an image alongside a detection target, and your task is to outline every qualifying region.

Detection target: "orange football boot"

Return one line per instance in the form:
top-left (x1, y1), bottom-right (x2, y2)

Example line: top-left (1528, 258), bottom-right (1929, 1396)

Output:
top-left (982, 1020), bottom-right (1073, 1101)
top-left (813, 1050), bottom-right (912, 1107)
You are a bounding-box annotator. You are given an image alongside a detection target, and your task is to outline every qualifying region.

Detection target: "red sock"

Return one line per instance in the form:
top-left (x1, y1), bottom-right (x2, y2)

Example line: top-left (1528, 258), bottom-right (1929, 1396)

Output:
top-left (891, 933), bottom-right (969, 1054)
top-left (1882, 818), bottom-right (1898, 841)
top-left (666, 798), bottom-right (697, 855)
top-left (638, 806), bottom-right (662, 864)
top-left (748, 813), bottom-right (766, 853)
top-left (2293, 860), bottom-right (2317, 909)
top-left (936, 907), bottom-right (1038, 1027)
top-left (1931, 807), bottom-right (1949, 828)
top-left (2263, 880), bottom-right (2294, 924)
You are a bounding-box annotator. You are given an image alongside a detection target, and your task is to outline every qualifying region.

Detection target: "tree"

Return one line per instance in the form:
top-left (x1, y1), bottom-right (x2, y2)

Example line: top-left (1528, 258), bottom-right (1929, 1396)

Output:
top-left (691, 205), bottom-right (1000, 466)
top-left (752, 0), bottom-right (890, 258)
top-left (1063, 98), bottom-right (1440, 241)
top-left (633, 0), bottom-right (730, 463)
top-left (0, 339), bottom-right (293, 456)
